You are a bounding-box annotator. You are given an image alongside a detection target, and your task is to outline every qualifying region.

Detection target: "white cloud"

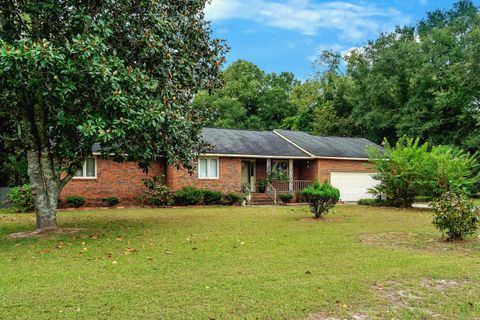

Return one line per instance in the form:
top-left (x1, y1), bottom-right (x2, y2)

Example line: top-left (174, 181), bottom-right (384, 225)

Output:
top-left (205, 0), bottom-right (410, 41)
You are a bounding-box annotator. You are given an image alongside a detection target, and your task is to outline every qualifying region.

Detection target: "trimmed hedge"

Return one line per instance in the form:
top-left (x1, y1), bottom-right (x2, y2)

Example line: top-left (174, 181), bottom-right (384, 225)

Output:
top-left (222, 192), bottom-right (243, 205)
top-left (357, 198), bottom-right (387, 206)
top-left (174, 187), bottom-right (204, 205)
top-left (65, 196), bottom-right (85, 208)
top-left (202, 190), bottom-right (223, 205)
top-left (103, 197), bottom-right (120, 207)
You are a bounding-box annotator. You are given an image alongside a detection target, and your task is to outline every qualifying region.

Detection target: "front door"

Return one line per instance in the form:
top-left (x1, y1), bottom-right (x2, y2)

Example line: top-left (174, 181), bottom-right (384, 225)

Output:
top-left (241, 160), bottom-right (255, 192)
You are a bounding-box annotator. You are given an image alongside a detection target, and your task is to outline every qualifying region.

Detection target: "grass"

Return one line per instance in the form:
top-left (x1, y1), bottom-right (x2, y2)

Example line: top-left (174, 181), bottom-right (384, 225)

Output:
top-left (1, 205), bottom-right (479, 319)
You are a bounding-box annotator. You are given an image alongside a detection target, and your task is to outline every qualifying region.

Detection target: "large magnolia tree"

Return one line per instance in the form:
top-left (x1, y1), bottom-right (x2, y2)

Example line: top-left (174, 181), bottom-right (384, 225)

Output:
top-left (0, 1), bottom-right (227, 230)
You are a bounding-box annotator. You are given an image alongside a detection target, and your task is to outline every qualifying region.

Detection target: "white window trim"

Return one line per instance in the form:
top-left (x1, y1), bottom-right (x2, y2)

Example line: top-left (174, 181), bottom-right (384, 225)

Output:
top-left (198, 157), bottom-right (219, 180)
top-left (72, 157), bottom-right (97, 180)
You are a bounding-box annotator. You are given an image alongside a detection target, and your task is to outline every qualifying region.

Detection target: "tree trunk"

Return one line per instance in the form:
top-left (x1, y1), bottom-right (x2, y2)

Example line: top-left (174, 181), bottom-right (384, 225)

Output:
top-left (26, 149), bottom-right (61, 231)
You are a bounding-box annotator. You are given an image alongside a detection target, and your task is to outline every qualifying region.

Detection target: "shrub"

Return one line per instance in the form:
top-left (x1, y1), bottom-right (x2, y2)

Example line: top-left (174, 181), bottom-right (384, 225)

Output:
top-left (142, 175), bottom-right (173, 206)
top-left (368, 136), bottom-right (478, 208)
top-left (279, 193), bottom-right (293, 203)
top-left (222, 192), bottom-right (243, 205)
top-left (103, 197), bottom-right (120, 207)
top-left (65, 196), bottom-right (85, 208)
top-left (202, 190), bottom-right (223, 205)
top-left (6, 184), bottom-right (34, 212)
top-left (431, 191), bottom-right (480, 241)
top-left (174, 186), bottom-right (203, 205)
top-left (367, 136), bottom-right (433, 208)
top-left (357, 198), bottom-right (387, 207)
top-left (301, 180), bottom-right (340, 218)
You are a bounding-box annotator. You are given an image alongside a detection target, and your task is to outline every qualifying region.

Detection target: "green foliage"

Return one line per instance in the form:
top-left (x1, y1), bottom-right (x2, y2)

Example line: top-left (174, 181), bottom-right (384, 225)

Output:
top-left (174, 187), bottom-right (204, 206)
top-left (257, 179), bottom-right (267, 193)
top-left (103, 197), bottom-right (120, 207)
top-left (368, 136), bottom-right (478, 207)
top-left (427, 145), bottom-right (478, 196)
top-left (191, 1), bottom-right (480, 162)
top-left (65, 196), bottom-right (85, 208)
top-left (346, 1), bottom-right (480, 149)
top-left (279, 193), bottom-right (293, 203)
top-left (6, 184), bottom-right (34, 212)
top-left (0, 1), bottom-right (227, 227)
top-left (202, 190), bottom-right (223, 205)
top-left (357, 198), bottom-right (387, 207)
top-left (0, 149), bottom-right (28, 187)
top-left (368, 136), bottom-right (432, 207)
top-left (431, 191), bottom-right (480, 240)
top-left (222, 192), bottom-right (243, 205)
top-left (193, 60), bottom-right (299, 130)
top-left (300, 180), bottom-right (340, 218)
top-left (267, 167), bottom-right (289, 182)
top-left (142, 176), bottom-right (173, 207)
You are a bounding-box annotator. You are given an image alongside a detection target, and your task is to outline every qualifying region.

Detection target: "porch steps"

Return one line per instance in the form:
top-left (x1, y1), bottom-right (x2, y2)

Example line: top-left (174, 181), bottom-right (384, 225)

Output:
top-left (249, 193), bottom-right (275, 205)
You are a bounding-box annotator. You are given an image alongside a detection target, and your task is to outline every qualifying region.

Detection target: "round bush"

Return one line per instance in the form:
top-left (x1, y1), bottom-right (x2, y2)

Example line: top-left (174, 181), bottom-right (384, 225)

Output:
top-left (104, 197), bottom-right (120, 207)
top-left (65, 196), bottom-right (85, 208)
top-left (279, 193), bottom-right (293, 203)
top-left (431, 191), bottom-right (479, 241)
top-left (301, 180), bottom-right (340, 218)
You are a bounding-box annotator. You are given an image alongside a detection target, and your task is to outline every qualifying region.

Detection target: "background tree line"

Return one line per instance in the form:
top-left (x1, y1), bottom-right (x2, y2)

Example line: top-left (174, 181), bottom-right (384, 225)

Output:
top-left (194, 0), bottom-right (479, 154)
top-left (1, 1), bottom-right (479, 189)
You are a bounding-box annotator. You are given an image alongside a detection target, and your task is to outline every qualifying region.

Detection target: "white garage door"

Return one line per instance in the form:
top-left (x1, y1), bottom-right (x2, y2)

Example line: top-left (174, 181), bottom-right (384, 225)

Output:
top-left (330, 172), bottom-right (377, 202)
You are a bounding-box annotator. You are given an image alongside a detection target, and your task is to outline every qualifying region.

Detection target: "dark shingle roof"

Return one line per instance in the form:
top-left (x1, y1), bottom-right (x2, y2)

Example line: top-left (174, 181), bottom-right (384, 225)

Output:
top-left (274, 129), bottom-right (382, 159)
top-left (201, 128), bottom-right (310, 157)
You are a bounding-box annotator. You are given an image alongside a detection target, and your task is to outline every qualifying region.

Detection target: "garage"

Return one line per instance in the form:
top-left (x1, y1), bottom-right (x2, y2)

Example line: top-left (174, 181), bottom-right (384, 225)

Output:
top-left (330, 172), bottom-right (377, 202)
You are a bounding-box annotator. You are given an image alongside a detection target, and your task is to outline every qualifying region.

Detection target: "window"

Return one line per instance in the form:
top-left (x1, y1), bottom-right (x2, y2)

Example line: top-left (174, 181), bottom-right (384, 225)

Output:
top-left (198, 158), bottom-right (219, 179)
top-left (74, 157), bottom-right (97, 179)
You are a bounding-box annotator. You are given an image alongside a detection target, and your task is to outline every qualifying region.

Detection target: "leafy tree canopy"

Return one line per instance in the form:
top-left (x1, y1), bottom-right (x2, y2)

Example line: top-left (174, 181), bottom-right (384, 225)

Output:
top-left (0, 0), bottom-right (227, 229)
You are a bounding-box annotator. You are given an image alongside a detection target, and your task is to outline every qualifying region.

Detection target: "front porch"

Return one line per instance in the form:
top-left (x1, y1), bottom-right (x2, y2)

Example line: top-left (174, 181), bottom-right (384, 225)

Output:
top-left (241, 158), bottom-right (316, 195)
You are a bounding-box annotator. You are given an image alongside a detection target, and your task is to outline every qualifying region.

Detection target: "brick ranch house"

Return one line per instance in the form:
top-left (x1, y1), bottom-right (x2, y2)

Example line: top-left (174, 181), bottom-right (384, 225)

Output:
top-left (61, 128), bottom-right (383, 204)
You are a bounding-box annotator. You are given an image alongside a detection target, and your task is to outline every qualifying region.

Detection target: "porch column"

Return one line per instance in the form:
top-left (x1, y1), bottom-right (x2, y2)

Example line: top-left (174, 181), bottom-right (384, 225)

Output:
top-left (266, 158), bottom-right (271, 192)
top-left (288, 159), bottom-right (293, 193)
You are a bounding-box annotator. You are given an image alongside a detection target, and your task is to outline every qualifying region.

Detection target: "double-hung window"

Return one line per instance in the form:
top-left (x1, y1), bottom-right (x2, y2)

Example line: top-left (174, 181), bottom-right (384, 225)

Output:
top-left (198, 158), bottom-right (219, 179)
top-left (74, 157), bottom-right (97, 179)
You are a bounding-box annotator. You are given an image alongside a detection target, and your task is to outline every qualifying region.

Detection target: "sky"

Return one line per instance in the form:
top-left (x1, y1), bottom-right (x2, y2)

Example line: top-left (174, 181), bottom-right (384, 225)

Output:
top-left (205, 0), bottom-right (479, 79)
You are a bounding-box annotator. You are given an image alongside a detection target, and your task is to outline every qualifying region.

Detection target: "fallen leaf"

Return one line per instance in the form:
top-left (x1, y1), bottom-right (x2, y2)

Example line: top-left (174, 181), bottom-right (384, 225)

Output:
top-left (123, 248), bottom-right (136, 255)
top-left (112, 261), bottom-right (118, 264)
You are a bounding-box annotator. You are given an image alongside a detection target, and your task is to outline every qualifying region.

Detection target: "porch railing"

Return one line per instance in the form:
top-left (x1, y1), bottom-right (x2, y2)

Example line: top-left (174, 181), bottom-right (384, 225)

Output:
top-left (241, 182), bottom-right (251, 204)
top-left (267, 182), bottom-right (277, 205)
top-left (292, 180), bottom-right (313, 192)
top-left (270, 180), bottom-right (313, 193)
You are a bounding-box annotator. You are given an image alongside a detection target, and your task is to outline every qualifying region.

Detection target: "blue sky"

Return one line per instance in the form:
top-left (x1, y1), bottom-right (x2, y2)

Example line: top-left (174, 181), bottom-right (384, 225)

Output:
top-left (205, 0), bottom-right (479, 79)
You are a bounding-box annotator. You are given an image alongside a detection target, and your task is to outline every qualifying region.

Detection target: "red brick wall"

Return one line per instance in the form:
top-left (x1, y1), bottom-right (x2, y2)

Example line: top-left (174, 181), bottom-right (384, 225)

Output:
top-left (255, 159), bottom-right (267, 181)
top-left (317, 159), bottom-right (374, 183)
top-left (60, 158), bottom-right (163, 201)
top-left (166, 157), bottom-right (243, 193)
top-left (295, 159), bottom-right (317, 181)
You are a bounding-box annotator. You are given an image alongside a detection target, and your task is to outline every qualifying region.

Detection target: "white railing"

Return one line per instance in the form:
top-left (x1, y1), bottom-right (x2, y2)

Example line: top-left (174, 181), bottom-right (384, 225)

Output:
top-left (292, 180), bottom-right (313, 191)
top-left (270, 180), bottom-right (313, 193)
top-left (241, 182), bottom-right (251, 204)
top-left (267, 182), bottom-right (277, 205)
top-left (271, 180), bottom-right (289, 193)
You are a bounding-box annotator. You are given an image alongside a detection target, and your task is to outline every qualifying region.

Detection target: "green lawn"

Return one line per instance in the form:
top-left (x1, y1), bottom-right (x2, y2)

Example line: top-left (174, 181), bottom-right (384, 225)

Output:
top-left (1, 205), bottom-right (479, 319)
